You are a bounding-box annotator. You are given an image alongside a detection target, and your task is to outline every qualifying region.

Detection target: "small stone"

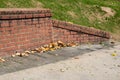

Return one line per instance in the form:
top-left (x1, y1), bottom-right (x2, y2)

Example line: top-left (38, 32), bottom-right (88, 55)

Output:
top-left (60, 69), bottom-right (65, 72)
top-left (103, 64), bottom-right (107, 66)
top-left (74, 57), bottom-right (79, 59)
top-left (117, 65), bottom-right (120, 67)
top-left (88, 54), bottom-right (92, 56)
top-left (55, 54), bottom-right (58, 56)
top-left (105, 72), bottom-right (107, 73)
top-left (66, 67), bottom-right (70, 70)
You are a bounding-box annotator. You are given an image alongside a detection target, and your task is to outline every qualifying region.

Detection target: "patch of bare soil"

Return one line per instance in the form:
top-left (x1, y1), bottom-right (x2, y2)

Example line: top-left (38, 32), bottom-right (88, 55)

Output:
top-left (83, 6), bottom-right (116, 22)
top-left (67, 11), bottom-right (77, 18)
top-left (31, 0), bottom-right (44, 8)
top-left (5, 2), bottom-right (16, 8)
top-left (101, 6), bottom-right (116, 17)
top-left (112, 33), bottom-right (120, 41)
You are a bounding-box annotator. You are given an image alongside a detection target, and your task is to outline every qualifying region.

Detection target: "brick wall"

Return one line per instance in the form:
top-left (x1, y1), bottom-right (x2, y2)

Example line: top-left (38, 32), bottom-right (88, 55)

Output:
top-left (52, 20), bottom-right (110, 43)
top-left (0, 9), bottom-right (110, 56)
top-left (0, 9), bottom-right (52, 56)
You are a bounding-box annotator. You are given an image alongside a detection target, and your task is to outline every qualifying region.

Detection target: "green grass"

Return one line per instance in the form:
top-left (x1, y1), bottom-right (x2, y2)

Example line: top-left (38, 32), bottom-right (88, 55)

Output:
top-left (0, 0), bottom-right (120, 33)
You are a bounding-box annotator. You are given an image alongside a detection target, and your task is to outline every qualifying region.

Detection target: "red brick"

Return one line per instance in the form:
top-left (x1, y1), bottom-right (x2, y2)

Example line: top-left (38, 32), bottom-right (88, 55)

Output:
top-left (0, 21), bottom-right (9, 27)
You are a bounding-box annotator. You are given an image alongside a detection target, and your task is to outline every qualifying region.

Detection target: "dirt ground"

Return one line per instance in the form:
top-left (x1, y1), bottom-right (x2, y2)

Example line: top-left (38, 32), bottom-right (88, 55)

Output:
top-left (0, 43), bottom-right (120, 80)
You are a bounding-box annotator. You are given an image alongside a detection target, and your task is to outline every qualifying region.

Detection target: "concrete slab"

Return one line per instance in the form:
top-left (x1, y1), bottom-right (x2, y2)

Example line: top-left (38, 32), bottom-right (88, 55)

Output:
top-left (0, 44), bottom-right (120, 80)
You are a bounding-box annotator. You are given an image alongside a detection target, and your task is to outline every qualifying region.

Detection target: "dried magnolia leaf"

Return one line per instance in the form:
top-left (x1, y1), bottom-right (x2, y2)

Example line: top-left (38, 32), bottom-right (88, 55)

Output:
top-left (0, 58), bottom-right (5, 62)
top-left (44, 47), bottom-right (50, 51)
top-left (49, 43), bottom-right (53, 48)
top-left (20, 53), bottom-right (26, 57)
top-left (31, 51), bottom-right (36, 54)
top-left (25, 50), bottom-right (31, 54)
top-left (11, 54), bottom-right (16, 57)
top-left (34, 48), bottom-right (42, 52)
top-left (13, 41), bottom-right (78, 58)
top-left (67, 42), bottom-right (77, 47)
top-left (43, 45), bottom-right (49, 48)
top-left (57, 41), bottom-right (66, 47)
top-left (41, 47), bottom-right (47, 52)
top-left (16, 53), bottom-right (21, 56)
top-left (24, 54), bottom-right (29, 57)
top-left (49, 48), bottom-right (55, 51)
top-left (49, 42), bottom-right (58, 48)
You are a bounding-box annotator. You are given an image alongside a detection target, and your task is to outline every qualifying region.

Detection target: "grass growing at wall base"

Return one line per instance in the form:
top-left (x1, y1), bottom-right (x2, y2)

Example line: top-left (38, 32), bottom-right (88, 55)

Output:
top-left (0, 0), bottom-right (120, 39)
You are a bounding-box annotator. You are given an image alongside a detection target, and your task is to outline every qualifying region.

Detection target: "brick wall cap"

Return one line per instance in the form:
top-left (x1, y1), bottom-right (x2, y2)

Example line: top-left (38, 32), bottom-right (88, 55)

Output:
top-left (0, 8), bottom-right (52, 19)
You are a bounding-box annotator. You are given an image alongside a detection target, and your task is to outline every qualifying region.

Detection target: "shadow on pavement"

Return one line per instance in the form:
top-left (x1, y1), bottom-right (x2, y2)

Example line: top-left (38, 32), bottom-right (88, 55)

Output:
top-left (0, 44), bottom-right (104, 75)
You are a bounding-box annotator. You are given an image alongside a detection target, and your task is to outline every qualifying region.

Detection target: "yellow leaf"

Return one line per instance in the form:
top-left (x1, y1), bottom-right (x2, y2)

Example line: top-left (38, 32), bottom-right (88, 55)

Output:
top-left (49, 48), bottom-right (55, 51)
top-left (111, 53), bottom-right (117, 56)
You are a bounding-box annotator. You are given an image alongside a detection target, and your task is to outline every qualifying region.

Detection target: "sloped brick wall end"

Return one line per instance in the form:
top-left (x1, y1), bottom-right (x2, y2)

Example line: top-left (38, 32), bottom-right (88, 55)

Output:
top-left (52, 20), bottom-right (110, 43)
top-left (0, 9), bottom-right (53, 56)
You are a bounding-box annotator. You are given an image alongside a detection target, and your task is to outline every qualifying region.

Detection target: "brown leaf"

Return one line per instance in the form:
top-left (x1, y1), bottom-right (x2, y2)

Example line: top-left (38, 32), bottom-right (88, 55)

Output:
top-left (57, 41), bottom-right (66, 47)
top-left (31, 51), bottom-right (36, 54)
top-left (67, 42), bottom-right (77, 47)
top-left (0, 58), bottom-right (5, 62)
top-left (34, 48), bottom-right (42, 53)
top-left (11, 54), bottom-right (16, 57)
top-left (25, 50), bottom-right (31, 54)
top-left (15, 53), bottom-right (21, 56)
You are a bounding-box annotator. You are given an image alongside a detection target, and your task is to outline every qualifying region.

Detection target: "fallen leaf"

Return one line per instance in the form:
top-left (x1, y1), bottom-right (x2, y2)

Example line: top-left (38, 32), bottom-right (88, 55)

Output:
top-left (33, 48), bottom-right (42, 53)
top-left (16, 53), bottom-right (21, 56)
top-left (20, 53), bottom-right (26, 57)
top-left (67, 42), bottom-right (77, 47)
top-left (41, 47), bottom-right (47, 52)
top-left (24, 53), bottom-right (29, 57)
top-left (25, 50), bottom-right (31, 54)
top-left (31, 51), bottom-right (36, 54)
top-left (111, 53), bottom-right (117, 56)
top-left (11, 54), bottom-right (16, 57)
top-left (57, 41), bottom-right (66, 47)
top-left (0, 58), bottom-right (5, 62)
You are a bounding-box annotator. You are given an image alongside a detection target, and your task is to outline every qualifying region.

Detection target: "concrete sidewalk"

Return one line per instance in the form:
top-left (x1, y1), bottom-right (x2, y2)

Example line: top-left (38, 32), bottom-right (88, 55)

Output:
top-left (0, 44), bottom-right (120, 80)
